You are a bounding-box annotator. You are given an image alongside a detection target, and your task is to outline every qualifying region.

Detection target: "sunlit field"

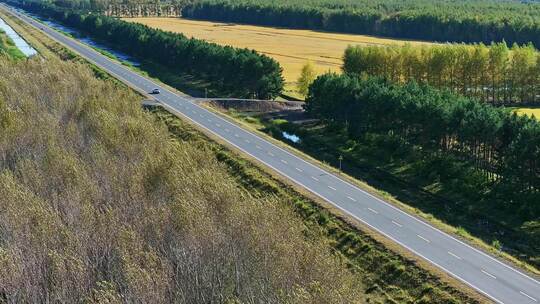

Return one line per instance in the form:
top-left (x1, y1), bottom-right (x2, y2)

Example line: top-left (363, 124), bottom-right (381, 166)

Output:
top-left (516, 108), bottom-right (540, 119)
top-left (123, 17), bottom-right (433, 97)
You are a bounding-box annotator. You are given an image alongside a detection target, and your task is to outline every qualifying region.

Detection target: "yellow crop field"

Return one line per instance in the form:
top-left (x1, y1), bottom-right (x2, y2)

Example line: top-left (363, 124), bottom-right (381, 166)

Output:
top-left (516, 108), bottom-right (540, 120)
top-left (123, 17), bottom-right (433, 97)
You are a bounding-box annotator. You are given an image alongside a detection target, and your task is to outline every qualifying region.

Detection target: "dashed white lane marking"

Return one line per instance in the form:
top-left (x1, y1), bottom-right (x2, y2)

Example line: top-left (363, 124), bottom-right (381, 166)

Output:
top-left (234, 134), bottom-right (240, 138)
top-left (281, 159), bottom-right (288, 164)
top-left (268, 152), bottom-right (274, 156)
top-left (392, 220), bottom-right (403, 227)
top-left (256, 145), bottom-right (262, 149)
top-left (448, 251), bottom-right (462, 260)
top-left (311, 176), bottom-right (319, 181)
top-left (245, 139), bottom-right (250, 143)
top-left (328, 186), bottom-right (337, 191)
top-left (295, 167), bottom-right (303, 172)
top-left (367, 208), bottom-right (378, 214)
top-left (225, 128), bottom-right (230, 132)
top-left (216, 123), bottom-right (221, 127)
top-left (520, 291), bottom-right (538, 302)
top-left (347, 196), bottom-right (356, 202)
top-left (481, 270), bottom-right (497, 279)
top-left (417, 234), bottom-right (431, 243)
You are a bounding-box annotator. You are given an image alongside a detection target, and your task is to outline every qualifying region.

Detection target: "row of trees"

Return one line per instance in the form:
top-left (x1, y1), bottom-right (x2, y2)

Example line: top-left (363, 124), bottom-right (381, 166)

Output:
top-left (181, 0), bottom-right (540, 48)
top-left (103, 3), bottom-right (183, 17)
top-left (14, 0), bottom-right (284, 98)
top-left (343, 43), bottom-right (540, 105)
top-left (49, 0), bottom-right (190, 16)
top-left (306, 74), bottom-right (540, 217)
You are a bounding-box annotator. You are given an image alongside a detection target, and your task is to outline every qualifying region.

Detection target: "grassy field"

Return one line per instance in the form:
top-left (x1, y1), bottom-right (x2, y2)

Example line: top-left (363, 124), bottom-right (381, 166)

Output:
top-left (123, 17), bottom-right (432, 97)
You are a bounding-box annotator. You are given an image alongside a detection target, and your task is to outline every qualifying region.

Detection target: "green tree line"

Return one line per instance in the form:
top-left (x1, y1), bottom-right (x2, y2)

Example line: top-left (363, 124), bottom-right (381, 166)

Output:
top-left (49, 0), bottom-right (190, 16)
top-left (0, 56), bottom-right (363, 303)
top-left (305, 73), bottom-right (540, 219)
top-left (343, 43), bottom-right (540, 105)
top-left (181, 0), bottom-right (540, 48)
top-left (12, 0), bottom-right (284, 99)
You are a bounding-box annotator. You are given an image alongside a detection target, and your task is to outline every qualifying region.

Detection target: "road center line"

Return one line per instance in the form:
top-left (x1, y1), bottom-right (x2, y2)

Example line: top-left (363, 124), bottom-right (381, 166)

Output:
top-left (448, 251), bottom-right (462, 260)
top-left (481, 270), bottom-right (497, 279)
top-left (520, 291), bottom-right (538, 302)
top-left (417, 234), bottom-right (431, 243)
top-left (347, 196), bottom-right (356, 202)
top-left (368, 207), bottom-right (378, 214)
top-left (392, 220), bottom-right (403, 227)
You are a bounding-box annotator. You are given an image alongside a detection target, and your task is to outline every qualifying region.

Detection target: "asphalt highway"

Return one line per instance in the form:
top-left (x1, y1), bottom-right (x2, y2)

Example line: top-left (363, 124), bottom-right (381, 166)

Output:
top-left (3, 4), bottom-right (540, 303)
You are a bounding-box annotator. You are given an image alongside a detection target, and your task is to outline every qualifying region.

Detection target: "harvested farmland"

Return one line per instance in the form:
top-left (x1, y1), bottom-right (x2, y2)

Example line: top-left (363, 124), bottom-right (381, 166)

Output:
top-left (123, 17), bottom-right (432, 96)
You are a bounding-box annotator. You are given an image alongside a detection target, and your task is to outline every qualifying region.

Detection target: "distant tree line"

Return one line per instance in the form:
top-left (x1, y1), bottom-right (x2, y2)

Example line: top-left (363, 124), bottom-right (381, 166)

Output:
top-left (12, 0), bottom-right (284, 98)
top-left (343, 43), bottom-right (540, 105)
top-left (46, 0), bottom-right (191, 15)
top-left (306, 74), bottom-right (540, 217)
top-left (181, 0), bottom-right (540, 48)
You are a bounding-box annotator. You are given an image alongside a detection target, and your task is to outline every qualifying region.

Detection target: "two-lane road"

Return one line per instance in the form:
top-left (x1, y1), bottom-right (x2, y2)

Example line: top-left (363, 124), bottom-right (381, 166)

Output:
top-left (3, 4), bottom-right (539, 303)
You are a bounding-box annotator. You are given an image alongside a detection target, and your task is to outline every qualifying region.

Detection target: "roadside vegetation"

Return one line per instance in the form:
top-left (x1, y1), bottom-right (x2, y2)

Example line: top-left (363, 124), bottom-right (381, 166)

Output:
top-left (344, 43), bottom-right (540, 106)
top-left (0, 28), bottom-right (25, 59)
top-left (0, 57), bottom-right (369, 303)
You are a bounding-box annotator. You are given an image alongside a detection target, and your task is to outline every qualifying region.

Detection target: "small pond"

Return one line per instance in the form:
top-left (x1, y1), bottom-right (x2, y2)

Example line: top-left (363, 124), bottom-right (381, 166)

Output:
top-left (282, 131), bottom-right (301, 143)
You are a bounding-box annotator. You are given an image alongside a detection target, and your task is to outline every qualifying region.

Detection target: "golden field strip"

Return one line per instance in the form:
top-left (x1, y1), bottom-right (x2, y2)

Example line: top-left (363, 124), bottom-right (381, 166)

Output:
top-left (123, 17), bottom-right (432, 96)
